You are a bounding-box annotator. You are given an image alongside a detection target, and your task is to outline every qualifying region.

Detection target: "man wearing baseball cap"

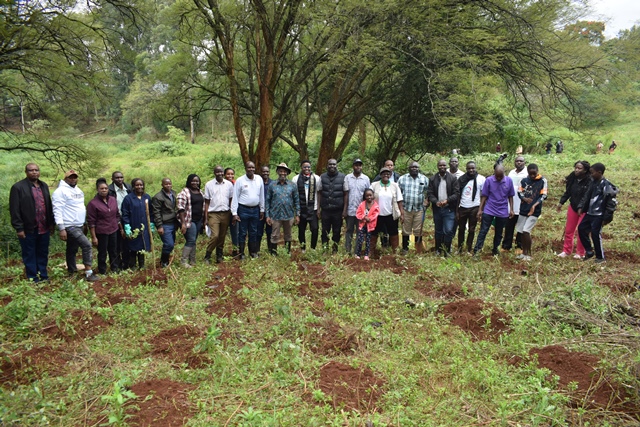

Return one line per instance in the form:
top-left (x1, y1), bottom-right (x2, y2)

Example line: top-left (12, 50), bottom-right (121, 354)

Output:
top-left (344, 158), bottom-right (370, 254)
top-left (52, 170), bottom-right (99, 281)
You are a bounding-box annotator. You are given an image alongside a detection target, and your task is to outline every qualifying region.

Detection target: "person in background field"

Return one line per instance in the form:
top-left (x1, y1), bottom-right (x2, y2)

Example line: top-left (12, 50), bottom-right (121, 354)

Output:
top-left (372, 159), bottom-right (401, 183)
top-left (473, 165), bottom-right (515, 256)
top-left (427, 159), bottom-right (459, 256)
top-left (355, 189), bottom-right (379, 260)
top-left (545, 141), bottom-right (552, 155)
top-left (456, 161), bottom-right (485, 254)
top-left (555, 140), bottom-right (564, 154)
top-left (577, 163), bottom-right (619, 264)
top-left (398, 161), bottom-right (429, 254)
top-left (152, 178), bottom-right (178, 267)
top-left (596, 141), bottom-right (603, 154)
top-left (10, 163), bottom-right (54, 282)
top-left (231, 162), bottom-right (265, 259)
top-left (266, 163), bottom-right (300, 254)
top-left (608, 140), bottom-right (617, 154)
top-left (177, 174), bottom-right (205, 267)
top-left (515, 164), bottom-right (548, 261)
top-left (556, 161), bottom-right (591, 259)
top-left (291, 160), bottom-right (322, 252)
top-left (224, 167), bottom-right (240, 257)
top-left (502, 156), bottom-right (527, 252)
top-left (257, 165), bottom-right (273, 254)
top-left (344, 158), bottom-right (371, 254)
top-left (52, 170), bottom-right (99, 281)
top-left (87, 178), bottom-right (121, 274)
top-left (448, 157), bottom-right (464, 178)
top-left (370, 167), bottom-right (404, 254)
top-left (108, 171), bottom-right (132, 269)
top-left (318, 158), bottom-right (348, 253)
top-left (121, 178), bottom-right (154, 270)
top-left (203, 166), bottom-right (234, 264)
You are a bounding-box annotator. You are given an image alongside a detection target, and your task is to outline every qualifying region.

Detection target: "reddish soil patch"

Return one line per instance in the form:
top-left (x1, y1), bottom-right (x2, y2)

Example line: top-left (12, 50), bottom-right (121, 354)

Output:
top-left (298, 280), bottom-right (334, 297)
top-left (205, 268), bottom-right (247, 317)
top-left (148, 325), bottom-right (208, 369)
top-left (415, 281), bottom-right (467, 299)
top-left (527, 345), bottom-right (639, 414)
top-left (597, 274), bottom-right (639, 294)
top-left (127, 379), bottom-right (196, 427)
top-left (344, 255), bottom-right (414, 275)
top-left (127, 269), bottom-right (168, 288)
top-left (308, 321), bottom-right (359, 356)
top-left (41, 310), bottom-right (113, 340)
top-left (439, 299), bottom-right (511, 341)
top-left (0, 295), bottom-right (11, 307)
top-left (0, 346), bottom-right (70, 385)
top-left (297, 262), bottom-right (327, 277)
top-left (606, 250), bottom-right (640, 264)
top-left (318, 361), bottom-right (385, 412)
top-left (92, 278), bottom-right (137, 306)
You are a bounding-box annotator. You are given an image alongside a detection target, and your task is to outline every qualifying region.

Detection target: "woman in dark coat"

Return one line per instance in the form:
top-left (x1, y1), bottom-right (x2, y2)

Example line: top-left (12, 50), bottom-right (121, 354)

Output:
top-left (556, 161), bottom-right (591, 259)
top-left (121, 178), bottom-right (153, 269)
top-left (87, 178), bottom-right (121, 274)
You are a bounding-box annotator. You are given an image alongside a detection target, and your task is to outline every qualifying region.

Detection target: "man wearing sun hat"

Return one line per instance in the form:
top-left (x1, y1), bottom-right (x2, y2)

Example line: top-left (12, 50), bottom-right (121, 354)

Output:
top-left (52, 170), bottom-right (99, 282)
top-left (265, 163), bottom-right (300, 254)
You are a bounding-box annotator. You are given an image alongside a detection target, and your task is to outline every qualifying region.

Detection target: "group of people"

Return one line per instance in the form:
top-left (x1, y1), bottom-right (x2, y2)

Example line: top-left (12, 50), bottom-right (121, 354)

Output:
top-left (9, 155), bottom-right (618, 282)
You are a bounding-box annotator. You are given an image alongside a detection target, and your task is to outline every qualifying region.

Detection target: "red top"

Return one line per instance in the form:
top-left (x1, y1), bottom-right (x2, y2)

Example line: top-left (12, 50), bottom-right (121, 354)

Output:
top-left (356, 200), bottom-right (379, 232)
top-left (86, 195), bottom-right (120, 235)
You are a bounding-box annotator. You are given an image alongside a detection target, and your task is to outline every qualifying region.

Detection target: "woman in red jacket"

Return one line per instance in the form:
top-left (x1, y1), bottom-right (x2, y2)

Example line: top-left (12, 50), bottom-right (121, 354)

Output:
top-left (87, 178), bottom-right (121, 274)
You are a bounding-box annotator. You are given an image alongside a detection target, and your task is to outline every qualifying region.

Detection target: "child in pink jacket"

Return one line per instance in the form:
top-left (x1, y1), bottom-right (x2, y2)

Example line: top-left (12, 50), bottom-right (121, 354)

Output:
top-left (355, 189), bottom-right (380, 260)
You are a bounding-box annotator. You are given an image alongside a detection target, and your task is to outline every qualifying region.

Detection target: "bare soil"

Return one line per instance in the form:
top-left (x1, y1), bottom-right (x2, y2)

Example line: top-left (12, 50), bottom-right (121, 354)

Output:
top-left (205, 267), bottom-right (248, 317)
top-left (128, 269), bottom-right (168, 288)
top-left (439, 299), bottom-right (511, 341)
top-left (415, 280), bottom-right (467, 299)
top-left (127, 379), bottom-right (196, 427)
top-left (148, 325), bottom-right (208, 369)
top-left (41, 309), bottom-right (112, 340)
top-left (308, 320), bottom-right (359, 356)
top-left (318, 361), bottom-right (385, 412)
top-left (0, 345), bottom-right (70, 385)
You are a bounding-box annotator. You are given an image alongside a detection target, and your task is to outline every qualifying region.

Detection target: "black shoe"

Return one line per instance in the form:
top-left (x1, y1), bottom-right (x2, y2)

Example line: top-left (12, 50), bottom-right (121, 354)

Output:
top-left (583, 251), bottom-right (595, 261)
top-left (594, 258), bottom-right (606, 264)
top-left (85, 273), bottom-right (100, 282)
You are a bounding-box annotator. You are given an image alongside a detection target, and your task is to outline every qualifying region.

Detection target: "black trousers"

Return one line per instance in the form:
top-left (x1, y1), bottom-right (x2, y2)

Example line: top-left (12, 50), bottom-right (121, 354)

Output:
top-left (502, 215), bottom-right (522, 250)
top-left (116, 226), bottom-right (130, 269)
top-left (298, 207), bottom-right (319, 250)
top-left (97, 231), bottom-right (119, 274)
top-left (321, 208), bottom-right (343, 245)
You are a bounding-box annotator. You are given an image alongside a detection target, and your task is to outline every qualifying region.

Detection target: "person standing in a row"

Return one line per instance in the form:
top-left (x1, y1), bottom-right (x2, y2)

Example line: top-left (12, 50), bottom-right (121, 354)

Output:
top-left (318, 159), bottom-right (347, 253)
top-left (152, 178), bottom-right (178, 267)
top-left (231, 162), bottom-right (264, 259)
top-left (291, 160), bottom-right (321, 252)
top-left (398, 161), bottom-right (429, 254)
top-left (344, 159), bottom-right (370, 255)
top-left (203, 166), bottom-right (234, 264)
top-left (427, 159), bottom-right (459, 255)
top-left (177, 174), bottom-right (204, 267)
top-left (266, 163), bottom-right (300, 254)
top-left (456, 161), bottom-right (485, 254)
top-left (121, 178), bottom-right (153, 270)
top-left (108, 171), bottom-right (132, 269)
top-left (87, 178), bottom-right (120, 274)
top-left (556, 161), bottom-right (591, 259)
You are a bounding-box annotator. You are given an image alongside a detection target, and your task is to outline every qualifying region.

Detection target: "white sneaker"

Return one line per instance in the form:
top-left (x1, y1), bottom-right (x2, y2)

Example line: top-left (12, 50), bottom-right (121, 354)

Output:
top-left (516, 254), bottom-right (525, 260)
top-left (522, 255), bottom-right (532, 261)
top-left (557, 252), bottom-right (569, 258)
top-left (573, 254), bottom-right (584, 259)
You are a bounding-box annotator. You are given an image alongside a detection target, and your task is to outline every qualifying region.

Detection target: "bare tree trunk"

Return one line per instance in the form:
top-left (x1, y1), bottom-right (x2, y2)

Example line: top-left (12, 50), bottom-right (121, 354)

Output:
top-left (189, 90), bottom-right (195, 144)
top-left (358, 120), bottom-right (367, 156)
top-left (20, 98), bottom-right (25, 133)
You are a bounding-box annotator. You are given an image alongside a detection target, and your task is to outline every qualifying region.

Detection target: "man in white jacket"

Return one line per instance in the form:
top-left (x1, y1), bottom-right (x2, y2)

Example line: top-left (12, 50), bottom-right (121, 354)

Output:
top-left (52, 170), bottom-right (99, 281)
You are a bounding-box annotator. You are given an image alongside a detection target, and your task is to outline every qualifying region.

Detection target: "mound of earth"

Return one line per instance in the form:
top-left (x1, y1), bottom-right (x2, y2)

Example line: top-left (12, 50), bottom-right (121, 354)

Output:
top-left (297, 262), bottom-right (327, 277)
top-left (416, 281), bottom-right (467, 299)
top-left (318, 361), bottom-right (385, 412)
top-left (439, 299), bottom-right (510, 341)
top-left (308, 320), bottom-right (359, 356)
top-left (0, 345), bottom-right (70, 385)
top-left (41, 309), bottom-right (112, 340)
top-left (526, 345), bottom-right (639, 414)
top-left (127, 379), bottom-right (196, 427)
top-left (149, 325), bottom-right (208, 369)
top-left (128, 269), bottom-right (168, 287)
top-left (205, 268), bottom-right (247, 317)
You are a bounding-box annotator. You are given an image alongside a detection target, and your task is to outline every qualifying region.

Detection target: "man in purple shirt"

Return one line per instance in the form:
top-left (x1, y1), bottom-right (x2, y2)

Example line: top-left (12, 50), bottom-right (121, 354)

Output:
top-left (473, 165), bottom-right (515, 256)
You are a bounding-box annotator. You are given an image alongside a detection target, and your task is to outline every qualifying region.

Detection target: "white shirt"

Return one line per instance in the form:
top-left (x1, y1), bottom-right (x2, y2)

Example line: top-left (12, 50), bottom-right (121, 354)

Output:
top-left (231, 174), bottom-right (265, 215)
top-left (203, 178), bottom-right (234, 212)
top-left (508, 168), bottom-right (528, 214)
top-left (459, 174), bottom-right (486, 208)
top-left (114, 185), bottom-right (128, 214)
top-left (371, 182), bottom-right (403, 217)
top-left (291, 174), bottom-right (322, 210)
top-left (449, 169), bottom-right (464, 178)
top-left (52, 180), bottom-right (86, 229)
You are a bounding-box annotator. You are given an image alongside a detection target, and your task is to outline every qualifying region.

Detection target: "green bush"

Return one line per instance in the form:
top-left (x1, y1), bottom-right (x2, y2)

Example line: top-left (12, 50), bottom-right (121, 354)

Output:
top-left (135, 127), bottom-right (156, 142)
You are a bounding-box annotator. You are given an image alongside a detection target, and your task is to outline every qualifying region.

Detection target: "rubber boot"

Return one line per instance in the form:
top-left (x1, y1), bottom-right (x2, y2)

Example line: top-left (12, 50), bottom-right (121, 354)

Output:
top-left (181, 246), bottom-right (192, 268)
top-left (204, 250), bottom-right (213, 265)
top-left (285, 241), bottom-right (291, 254)
top-left (160, 252), bottom-right (170, 268)
top-left (238, 243), bottom-right (246, 260)
top-left (249, 242), bottom-right (259, 259)
top-left (444, 242), bottom-right (452, 257)
top-left (216, 247), bottom-right (224, 263)
top-left (402, 235), bottom-right (410, 254)
top-left (189, 246), bottom-right (196, 265)
top-left (390, 235), bottom-right (399, 253)
top-left (435, 237), bottom-right (442, 256)
top-left (269, 241), bottom-right (277, 256)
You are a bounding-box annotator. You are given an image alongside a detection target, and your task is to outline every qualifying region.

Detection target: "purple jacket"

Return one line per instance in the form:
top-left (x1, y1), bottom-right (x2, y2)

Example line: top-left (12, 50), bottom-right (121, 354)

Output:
top-left (86, 195), bottom-right (120, 235)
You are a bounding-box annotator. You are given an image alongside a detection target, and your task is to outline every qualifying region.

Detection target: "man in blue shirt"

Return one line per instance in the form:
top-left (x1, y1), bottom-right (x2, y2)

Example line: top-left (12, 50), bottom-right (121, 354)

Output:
top-left (266, 163), bottom-right (300, 254)
top-left (398, 162), bottom-right (429, 254)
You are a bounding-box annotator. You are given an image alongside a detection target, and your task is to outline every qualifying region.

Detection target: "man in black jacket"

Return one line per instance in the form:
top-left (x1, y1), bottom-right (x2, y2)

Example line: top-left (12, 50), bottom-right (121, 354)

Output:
top-left (152, 178), bottom-right (178, 267)
top-left (317, 158), bottom-right (348, 253)
top-left (9, 163), bottom-right (55, 282)
top-left (108, 171), bottom-right (132, 269)
top-left (427, 159), bottom-right (460, 255)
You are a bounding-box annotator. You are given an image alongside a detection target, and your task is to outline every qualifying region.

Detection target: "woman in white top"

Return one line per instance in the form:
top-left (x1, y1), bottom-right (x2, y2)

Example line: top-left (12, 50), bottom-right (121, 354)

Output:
top-left (369, 167), bottom-right (404, 254)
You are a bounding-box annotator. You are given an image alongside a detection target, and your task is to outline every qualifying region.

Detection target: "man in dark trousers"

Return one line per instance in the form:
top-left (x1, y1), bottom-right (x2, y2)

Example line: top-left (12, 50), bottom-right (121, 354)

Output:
top-left (577, 163), bottom-right (618, 264)
top-left (317, 158), bottom-right (348, 253)
top-left (291, 160), bottom-right (322, 252)
top-left (427, 159), bottom-right (460, 256)
top-left (152, 178), bottom-right (178, 267)
top-left (10, 163), bottom-right (55, 282)
top-left (108, 171), bottom-right (132, 269)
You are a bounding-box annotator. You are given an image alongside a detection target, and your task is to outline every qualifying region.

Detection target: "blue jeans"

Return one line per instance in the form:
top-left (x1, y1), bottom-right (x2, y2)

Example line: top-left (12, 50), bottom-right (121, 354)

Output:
top-left (184, 219), bottom-right (202, 248)
top-left (19, 231), bottom-right (50, 281)
top-left (65, 226), bottom-right (93, 273)
top-left (160, 222), bottom-right (177, 254)
top-left (474, 214), bottom-right (507, 254)
top-left (237, 205), bottom-right (260, 244)
top-left (432, 206), bottom-right (456, 244)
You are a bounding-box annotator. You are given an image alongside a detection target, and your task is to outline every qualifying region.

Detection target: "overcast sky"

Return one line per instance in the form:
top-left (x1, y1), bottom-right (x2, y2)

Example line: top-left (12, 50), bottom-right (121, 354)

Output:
top-left (586, 0), bottom-right (640, 38)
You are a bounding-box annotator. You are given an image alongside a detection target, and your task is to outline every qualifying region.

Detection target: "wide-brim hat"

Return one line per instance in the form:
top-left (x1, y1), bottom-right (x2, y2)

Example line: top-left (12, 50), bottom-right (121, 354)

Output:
top-left (276, 163), bottom-right (291, 174)
top-left (64, 169), bottom-right (78, 178)
top-left (379, 167), bottom-right (392, 174)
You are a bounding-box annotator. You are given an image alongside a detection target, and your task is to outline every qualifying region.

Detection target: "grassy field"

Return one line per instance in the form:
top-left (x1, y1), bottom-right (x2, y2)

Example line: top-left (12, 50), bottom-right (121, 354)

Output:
top-left (1, 115), bottom-right (640, 426)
